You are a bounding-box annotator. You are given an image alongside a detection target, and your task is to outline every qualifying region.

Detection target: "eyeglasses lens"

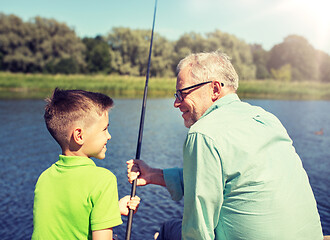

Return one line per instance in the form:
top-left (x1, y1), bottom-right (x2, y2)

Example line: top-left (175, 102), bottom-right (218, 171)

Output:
top-left (174, 92), bottom-right (183, 102)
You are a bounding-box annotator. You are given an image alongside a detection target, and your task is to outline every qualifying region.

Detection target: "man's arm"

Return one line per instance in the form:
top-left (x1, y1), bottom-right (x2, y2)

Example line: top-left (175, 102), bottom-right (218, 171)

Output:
top-left (163, 168), bottom-right (184, 201)
top-left (182, 133), bottom-right (223, 239)
top-left (127, 160), bottom-right (184, 201)
top-left (92, 228), bottom-right (112, 240)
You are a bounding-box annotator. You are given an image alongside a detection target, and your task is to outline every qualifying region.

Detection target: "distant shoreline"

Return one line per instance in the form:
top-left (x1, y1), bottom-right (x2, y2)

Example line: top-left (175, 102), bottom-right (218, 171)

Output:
top-left (1, 72), bottom-right (330, 100)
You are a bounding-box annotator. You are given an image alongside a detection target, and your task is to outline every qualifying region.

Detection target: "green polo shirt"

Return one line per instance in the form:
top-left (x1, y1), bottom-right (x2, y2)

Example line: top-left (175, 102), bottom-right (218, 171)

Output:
top-left (164, 93), bottom-right (323, 240)
top-left (32, 155), bottom-right (123, 240)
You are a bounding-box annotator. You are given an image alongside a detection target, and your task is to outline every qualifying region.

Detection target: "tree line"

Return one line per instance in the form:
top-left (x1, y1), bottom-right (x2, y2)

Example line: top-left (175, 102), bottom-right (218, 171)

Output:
top-left (1, 13), bottom-right (329, 82)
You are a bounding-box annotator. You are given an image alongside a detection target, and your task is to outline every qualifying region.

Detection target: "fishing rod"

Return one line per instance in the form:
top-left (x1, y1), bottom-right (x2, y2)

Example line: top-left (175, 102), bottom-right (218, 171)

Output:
top-left (125, 0), bottom-right (158, 239)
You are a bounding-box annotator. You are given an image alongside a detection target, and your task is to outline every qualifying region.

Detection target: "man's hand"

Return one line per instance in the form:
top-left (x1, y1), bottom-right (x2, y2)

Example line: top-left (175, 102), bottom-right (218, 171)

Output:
top-left (127, 159), bottom-right (151, 186)
top-left (126, 159), bottom-right (166, 187)
top-left (119, 195), bottom-right (141, 216)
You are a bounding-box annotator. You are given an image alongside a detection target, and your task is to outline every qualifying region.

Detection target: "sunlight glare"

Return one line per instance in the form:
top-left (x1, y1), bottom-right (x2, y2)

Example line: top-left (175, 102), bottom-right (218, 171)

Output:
top-left (277, 0), bottom-right (330, 51)
top-left (285, 0), bottom-right (330, 26)
top-left (301, 0), bottom-right (329, 24)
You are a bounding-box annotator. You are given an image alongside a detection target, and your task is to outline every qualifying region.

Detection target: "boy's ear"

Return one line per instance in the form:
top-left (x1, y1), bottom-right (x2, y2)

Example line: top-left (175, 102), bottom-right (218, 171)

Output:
top-left (72, 128), bottom-right (84, 145)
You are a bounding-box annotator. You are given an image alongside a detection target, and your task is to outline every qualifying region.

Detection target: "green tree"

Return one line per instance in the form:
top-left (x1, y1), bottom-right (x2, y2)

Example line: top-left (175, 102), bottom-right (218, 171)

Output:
top-left (0, 13), bottom-right (86, 73)
top-left (174, 32), bottom-right (207, 53)
top-left (0, 13), bottom-right (34, 72)
top-left (83, 36), bottom-right (112, 73)
top-left (250, 44), bottom-right (270, 79)
top-left (316, 50), bottom-right (330, 82)
top-left (205, 30), bottom-right (256, 80)
top-left (107, 27), bottom-right (175, 77)
top-left (150, 34), bottom-right (175, 77)
top-left (31, 16), bottom-right (86, 73)
top-left (0, 52), bottom-right (3, 70)
top-left (267, 35), bottom-right (318, 81)
top-left (53, 58), bottom-right (79, 74)
top-left (107, 27), bottom-right (148, 75)
top-left (170, 46), bottom-right (191, 74)
top-left (172, 32), bottom-right (207, 74)
top-left (173, 30), bottom-right (256, 80)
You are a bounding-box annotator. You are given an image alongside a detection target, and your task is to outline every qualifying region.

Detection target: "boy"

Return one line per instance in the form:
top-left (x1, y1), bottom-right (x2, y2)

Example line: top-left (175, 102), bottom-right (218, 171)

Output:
top-left (32, 88), bottom-right (139, 240)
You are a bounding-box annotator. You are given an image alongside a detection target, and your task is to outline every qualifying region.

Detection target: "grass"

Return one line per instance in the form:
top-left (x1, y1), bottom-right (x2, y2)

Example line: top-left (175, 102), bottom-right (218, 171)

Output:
top-left (237, 80), bottom-right (330, 100)
top-left (1, 72), bottom-right (330, 100)
top-left (0, 72), bottom-right (176, 99)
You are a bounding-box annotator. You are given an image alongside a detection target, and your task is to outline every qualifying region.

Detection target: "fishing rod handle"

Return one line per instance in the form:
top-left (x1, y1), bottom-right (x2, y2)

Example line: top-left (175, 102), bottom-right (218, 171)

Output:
top-left (125, 179), bottom-right (137, 240)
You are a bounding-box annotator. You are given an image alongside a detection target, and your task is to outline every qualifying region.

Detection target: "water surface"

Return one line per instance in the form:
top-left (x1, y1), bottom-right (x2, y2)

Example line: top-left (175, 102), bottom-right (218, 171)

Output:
top-left (0, 98), bottom-right (329, 239)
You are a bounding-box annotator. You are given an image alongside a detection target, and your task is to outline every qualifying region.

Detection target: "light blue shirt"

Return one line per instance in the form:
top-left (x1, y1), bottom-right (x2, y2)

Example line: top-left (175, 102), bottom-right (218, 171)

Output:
top-left (164, 93), bottom-right (322, 240)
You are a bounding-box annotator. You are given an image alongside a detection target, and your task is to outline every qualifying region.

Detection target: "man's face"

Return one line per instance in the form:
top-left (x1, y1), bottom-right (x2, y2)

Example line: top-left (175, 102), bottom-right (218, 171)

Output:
top-left (174, 67), bottom-right (213, 128)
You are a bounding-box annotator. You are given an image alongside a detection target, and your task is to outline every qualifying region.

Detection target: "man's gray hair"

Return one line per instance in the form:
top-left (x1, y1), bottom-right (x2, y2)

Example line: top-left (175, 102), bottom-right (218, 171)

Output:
top-left (176, 51), bottom-right (239, 90)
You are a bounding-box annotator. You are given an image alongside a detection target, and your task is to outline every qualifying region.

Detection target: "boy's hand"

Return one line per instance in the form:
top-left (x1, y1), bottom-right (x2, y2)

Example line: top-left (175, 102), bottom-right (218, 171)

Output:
top-left (119, 195), bottom-right (140, 216)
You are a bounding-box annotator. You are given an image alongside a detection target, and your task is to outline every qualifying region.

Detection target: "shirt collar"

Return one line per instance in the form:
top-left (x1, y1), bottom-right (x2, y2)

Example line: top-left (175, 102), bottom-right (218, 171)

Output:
top-left (55, 155), bottom-right (96, 167)
top-left (200, 93), bottom-right (241, 120)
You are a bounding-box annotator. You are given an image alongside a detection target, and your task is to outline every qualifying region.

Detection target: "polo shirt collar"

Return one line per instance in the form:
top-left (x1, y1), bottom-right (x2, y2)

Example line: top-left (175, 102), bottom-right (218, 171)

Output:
top-left (56, 155), bottom-right (96, 167)
top-left (200, 93), bottom-right (240, 119)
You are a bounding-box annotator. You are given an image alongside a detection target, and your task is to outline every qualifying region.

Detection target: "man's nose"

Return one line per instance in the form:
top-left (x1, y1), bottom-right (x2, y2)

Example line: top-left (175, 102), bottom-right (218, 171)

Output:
top-left (174, 98), bottom-right (181, 108)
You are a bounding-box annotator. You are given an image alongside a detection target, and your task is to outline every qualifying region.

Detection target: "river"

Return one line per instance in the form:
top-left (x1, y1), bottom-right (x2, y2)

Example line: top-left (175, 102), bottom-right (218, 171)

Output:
top-left (0, 98), bottom-right (329, 239)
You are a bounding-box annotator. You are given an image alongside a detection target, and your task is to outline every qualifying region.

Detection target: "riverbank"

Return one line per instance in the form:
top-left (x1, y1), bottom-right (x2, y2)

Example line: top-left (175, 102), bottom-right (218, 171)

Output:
top-left (1, 72), bottom-right (330, 100)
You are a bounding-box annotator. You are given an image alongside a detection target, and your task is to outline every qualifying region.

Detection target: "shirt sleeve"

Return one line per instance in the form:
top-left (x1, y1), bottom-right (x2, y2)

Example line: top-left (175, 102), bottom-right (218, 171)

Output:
top-left (182, 132), bottom-right (223, 240)
top-left (163, 167), bottom-right (184, 201)
top-left (90, 171), bottom-right (123, 231)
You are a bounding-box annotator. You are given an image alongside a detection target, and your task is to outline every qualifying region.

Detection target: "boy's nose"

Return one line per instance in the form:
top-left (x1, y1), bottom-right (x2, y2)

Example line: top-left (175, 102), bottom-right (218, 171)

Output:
top-left (107, 131), bottom-right (111, 140)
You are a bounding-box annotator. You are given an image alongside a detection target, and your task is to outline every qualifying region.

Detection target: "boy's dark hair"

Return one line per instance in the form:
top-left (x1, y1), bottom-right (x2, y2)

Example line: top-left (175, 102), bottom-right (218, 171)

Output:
top-left (44, 88), bottom-right (113, 147)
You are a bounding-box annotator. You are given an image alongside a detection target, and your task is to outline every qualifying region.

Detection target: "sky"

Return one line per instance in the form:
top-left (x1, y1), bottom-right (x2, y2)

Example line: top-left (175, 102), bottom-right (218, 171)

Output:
top-left (1, 0), bottom-right (330, 54)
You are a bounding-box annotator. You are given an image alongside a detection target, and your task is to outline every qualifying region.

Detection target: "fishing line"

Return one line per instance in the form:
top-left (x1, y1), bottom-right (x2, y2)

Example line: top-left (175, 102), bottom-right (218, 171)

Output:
top-left (125, 0), bottom-right (158, 239)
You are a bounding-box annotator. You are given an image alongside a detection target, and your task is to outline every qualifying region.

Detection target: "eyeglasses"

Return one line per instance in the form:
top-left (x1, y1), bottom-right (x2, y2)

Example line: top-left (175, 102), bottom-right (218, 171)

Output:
top-left (174, 81), bottom-right (212, 102)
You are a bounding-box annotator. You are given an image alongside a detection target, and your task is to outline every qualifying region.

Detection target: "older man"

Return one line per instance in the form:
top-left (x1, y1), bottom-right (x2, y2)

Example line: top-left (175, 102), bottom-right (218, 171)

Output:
top-left (127, 51), bottom-right (323, 239)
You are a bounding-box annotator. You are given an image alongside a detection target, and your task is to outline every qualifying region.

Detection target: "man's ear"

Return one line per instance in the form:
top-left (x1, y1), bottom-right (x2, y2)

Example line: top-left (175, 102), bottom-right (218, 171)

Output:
top-left (211, 81), bottom-right (222, 101)
top-left (72, 128), bottom-right (84, 145)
